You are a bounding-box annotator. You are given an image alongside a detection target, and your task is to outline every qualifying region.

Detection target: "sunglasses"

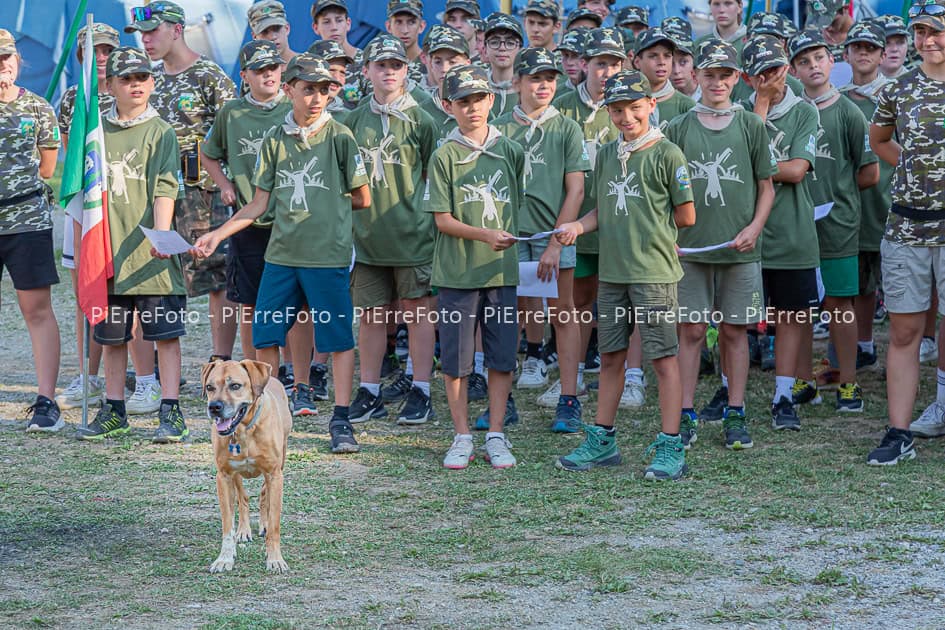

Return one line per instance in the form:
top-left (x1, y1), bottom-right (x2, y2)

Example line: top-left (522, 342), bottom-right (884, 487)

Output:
top-left (130, 3), bottom-right (173, 22)
top-left (909, 1), bottom-right (945, 17)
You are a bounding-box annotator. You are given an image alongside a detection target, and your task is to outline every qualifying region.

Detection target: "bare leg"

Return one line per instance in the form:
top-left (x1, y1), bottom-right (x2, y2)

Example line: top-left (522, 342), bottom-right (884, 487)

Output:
top-left (678, 322), bottom-right (707, 408)
top-left (887, 312), bottom-right (925, 429)
top-left (156, 339), bottom-right (181, 399)
top-left (403, 296), bottom-right (435, 383)
top-left (595, 350), bottom-right (625, 428)
top-left (288, 315), bottom-right (313, 385)
top-left (209, 290), bottom-right (238, 357)
top-left (719, 323), bottom-right (749, 407)
top-left (551, 269), bottom-right (579, 395)
top-left (239, 304), bottom-right (256, 360)
top-left (444, 374), bottom-right (469, 433)
top-left (16, 287), bottom-right (60, 399)
top-left (652, 355), bottom-right (682, 434)
top-left (103, 344), bottom-right (129, 401)
top-left (332, 349), bottom-right (355, 406)
top-left (824, 296), bottom-right (857, 384)
top-left (357, 305), bottom-right (388, 384)
top-left (486, 369), bottom-right (513, 432)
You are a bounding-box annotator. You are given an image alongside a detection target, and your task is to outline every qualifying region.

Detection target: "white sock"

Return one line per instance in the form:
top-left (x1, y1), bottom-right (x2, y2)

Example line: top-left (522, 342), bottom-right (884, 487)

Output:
top-left (137, 373), bottom-right (156, 388)
top-left (774, 375), bottom-right (795, 403)
top-left (858, 340), bottom-right (874, 354)
top-left (474, 352), bottom-right (485, 375)
top-left (937, 369), bottom-right (945, 406)
top-left (626, 367), bottom-right (644, 385)
top-left (455, 433), bottom-right (473, 441)
top-left (577, 362), bottom-right (585, 389)
top-left (362, 382), bottom-right (380, 396)
top-left (721, 373), bottom-right (729, 389)
top-left (405, 356), bottom-right (414, 377)
top-left (414, 380), bottom-right (430, 397)
top-left (486, 431), bottom-right (504, 441)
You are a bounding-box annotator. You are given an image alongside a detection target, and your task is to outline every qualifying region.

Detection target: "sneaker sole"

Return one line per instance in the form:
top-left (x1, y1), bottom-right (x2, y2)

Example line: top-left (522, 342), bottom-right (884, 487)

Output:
top-left (483, 455), bottom-right (516, 469)
top-left (397, 415), bottom-right (429, 425)
top-left (127, 405), bottom-right (162, 416)
top-left (550, 422), bottom-right (581, 434)
top-left (78, 426), bottom-right (131, 441)
top-left (618, 399), bottom-right (645, 409)
top-left (867, 449), bottom-right (916, 466)
top-left (331, 443), bottom-right (361, 454)
top-left (910, 428), bottom-right (945, 438)
top-left (349, 408), bottom-right (388, 424)
top-left (516, 377), bottom-right (549, 390)
top-left (26, 418), bottom-right (66, 433)
top-left (644, 463), bottom-right (688, 481)
top-left (152, 429), bottom-right (189, 444)
top-left (836, 404), bottom-right (865, 414)
top-left (555, 453), bottom-right (622, 472)
top-left (293, 408), bottom-right (318, 417)
top-left (772, 421), bottom-right (802, 431)
top-left (443, 455), bottom-right (474, 470)
top-left (726, 441), bottom-right (754, 450)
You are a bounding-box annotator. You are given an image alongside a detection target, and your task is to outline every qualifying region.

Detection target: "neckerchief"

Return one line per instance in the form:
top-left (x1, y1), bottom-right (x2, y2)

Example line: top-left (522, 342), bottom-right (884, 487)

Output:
top-left (512, 105), bottom-right (560, 142)
top-left (713, 24), bottom-right (748, 43)
top-left (489, 72), bottom-right (515, 114)
top-left (105, 103), bottom-right (159, 128)
top-left (245, 92), bottom-right (285, 111)
top-left (802, 85), bottom-right (840, 106)
top-left (839, 74), bottom-right (891, 103)
top-left (326, 95), bottom-right (347, 113)
top-left (692, 102), bottom-right (745, 116)
top-left (652, 81), bottom-right (675, 101)
top-left (577, 81), bottom-right (603, 125)
top-left (369, 91), bottom-right (418, 136)
top-left (617, 127), bottom-right (664, 177)
top-left (447, 125), bottom-right (503, 165)
top-left (282, 109), bottom-right (332, 149)
top-left (751, 87), bottom-right (805, 131)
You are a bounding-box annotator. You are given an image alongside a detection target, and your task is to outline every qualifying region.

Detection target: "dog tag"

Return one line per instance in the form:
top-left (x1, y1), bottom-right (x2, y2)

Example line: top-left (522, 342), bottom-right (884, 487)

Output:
top-left (228, 442), bottom-right (241, 455)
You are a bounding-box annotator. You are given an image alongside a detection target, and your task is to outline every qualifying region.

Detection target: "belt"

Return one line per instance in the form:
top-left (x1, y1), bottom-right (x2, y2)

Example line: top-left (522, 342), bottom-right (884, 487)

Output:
top-left (0, 188), bottom-right (43, 208)
top-left (891, 203), bottom-right (945, 221)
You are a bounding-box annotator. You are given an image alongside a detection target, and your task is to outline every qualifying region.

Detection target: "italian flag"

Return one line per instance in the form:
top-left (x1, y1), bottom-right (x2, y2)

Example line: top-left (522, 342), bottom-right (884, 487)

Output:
top-left (60, 19), bottom-right (113, 326)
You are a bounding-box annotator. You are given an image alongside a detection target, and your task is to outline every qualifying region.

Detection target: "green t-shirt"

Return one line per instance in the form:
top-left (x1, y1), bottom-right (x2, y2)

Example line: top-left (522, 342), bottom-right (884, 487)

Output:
top-left (665, 109), bottom-right (778, 264)
top-left (845, 93), bottom-right (894, 253)
top-left (345, 100), bottom-right (437, 266)
top-left (554, 87), bottom-right (620, 255)
top-left (807, 97), bottom-right (878, 259)
top-left (254, 118), bottom-right (369, 268)
top-left (425, 133), bottom-right (524, 289)
top-left (492, 108), bottom-right (591, 234)
top-left (490, 87), bottom-right (518, 120)
top-left (417, 95), bottom-right (458, 147)
top-left (102, 116), bottom-right (184, 295)
top-left (749, 99), bottom-right (821, 270)
top-left (593, 138), bottom-right (694, 284)
top-left (656, 90), bottom-right (696, 129)
top-left (201, 96), bottom-right (292, 226)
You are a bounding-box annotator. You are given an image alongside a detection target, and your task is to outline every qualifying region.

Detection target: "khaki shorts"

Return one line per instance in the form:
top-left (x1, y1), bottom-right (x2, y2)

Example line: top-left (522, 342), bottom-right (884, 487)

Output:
top-left (176, 186), bottom-right (230, 298)
top-left (858, 251), bottom-right (882, 296)
top-left (678, 260), bottom-right (764, 324)
top-left (598, 281), bottom-right (679, 360)
top-left (881, 239), bottom-right (945, 315)
top-left (350, 262), bottom-right (432, 309)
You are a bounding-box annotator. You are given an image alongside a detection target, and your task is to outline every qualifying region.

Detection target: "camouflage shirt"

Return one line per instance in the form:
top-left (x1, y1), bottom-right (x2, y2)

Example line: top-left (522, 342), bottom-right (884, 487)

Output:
top-left (342, 48), bottom-right (367, 109)
top-left (873, 67), bottom-right (945, 246)
top-left (0, 89), bottom-right (60, 235)
top-left (58, 85), bottom-right (115, 137)
top-left (151, 56), bottom-right (236, 189)
top-left (407, 57), bottom-right (426, 85)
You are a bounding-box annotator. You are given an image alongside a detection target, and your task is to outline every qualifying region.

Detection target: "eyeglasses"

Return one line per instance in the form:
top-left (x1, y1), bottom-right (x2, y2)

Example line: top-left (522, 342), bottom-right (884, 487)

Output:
top-left (909, 0), bottom-right (945, 17)
top-left (486, 38), bottom-right (521, 50)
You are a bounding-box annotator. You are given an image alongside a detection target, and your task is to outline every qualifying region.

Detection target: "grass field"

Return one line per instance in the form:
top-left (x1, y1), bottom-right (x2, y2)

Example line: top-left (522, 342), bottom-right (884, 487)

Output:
top-left (1, 275), bottom-right (944, 629)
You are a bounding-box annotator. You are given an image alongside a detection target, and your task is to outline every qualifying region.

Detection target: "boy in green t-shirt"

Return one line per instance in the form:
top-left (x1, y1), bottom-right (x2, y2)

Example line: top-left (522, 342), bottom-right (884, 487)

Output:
top-left (193, 54), bottom-right (371, 454)
top-left (311, 0), bottom-right (365, 109)
top-left (665, 39), bottom-right (776, 451)
top-left (556, 70), bottom-right (696, 480)
top-left (385, 0), bottom-right (427, 84)
top-left (417, 25), bottom-right (470, 142)
top-left (76, 47), bottom-right (187, 443)
top-left (696, 0), bottom-right (748, 56)
top-left (443, 0), bottom-right (480, 57)
top-left (247, 1), bottom-right (298, 65)
top-left (427, 64), bottom-right (524, 470)
top-left (493, 48), bottom-right (590, 427)
top-left (662, 17), bottom-right (699, 98)
top-left (307, 40), bottom-right (355, 125)
top-left (344, 35), bottom-right (438, 426)
top-left (633, 28), bottom-right (696, 129)
top-left (742, 35), bottom-right (821, 430)
top-left (558, 28), bottom-right (588, 92)
top-left (482, 13), bottom-right (524, 118)
top-left (789, 29), bottom-right (879, 414)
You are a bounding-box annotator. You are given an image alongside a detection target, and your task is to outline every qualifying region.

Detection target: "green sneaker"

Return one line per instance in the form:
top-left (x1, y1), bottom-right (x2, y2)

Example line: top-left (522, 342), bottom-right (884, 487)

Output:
top-left (643, 433), bottom-right (688, 481)
top-left (76, 404), bottom-right (130, 441)
top-left (680, 409), bottom-right (698, 450)
top-left (152, 402), bottom-right (189, 443)
top-left (555, 424), bottom-right (621, 472)
top-left (722, 407), bottom-right (753, 450)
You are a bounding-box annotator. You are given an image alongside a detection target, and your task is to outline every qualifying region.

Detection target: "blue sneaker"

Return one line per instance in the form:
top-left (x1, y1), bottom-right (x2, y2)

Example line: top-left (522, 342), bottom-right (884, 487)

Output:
top-left (551, 396), bottom-right (582, 433)
top-left (474, 395), bottom-right (519, 431)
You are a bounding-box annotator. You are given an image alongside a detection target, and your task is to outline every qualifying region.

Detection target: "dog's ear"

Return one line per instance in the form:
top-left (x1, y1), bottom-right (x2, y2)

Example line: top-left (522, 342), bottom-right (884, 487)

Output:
top-left (201, 361), bottom-right (221, 398)
top-left (240, 360), bottom-right (272, 399)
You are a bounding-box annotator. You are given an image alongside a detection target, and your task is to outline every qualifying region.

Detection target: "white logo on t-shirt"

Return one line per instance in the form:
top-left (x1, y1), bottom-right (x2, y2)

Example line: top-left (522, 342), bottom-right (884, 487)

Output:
top-left (276, 155), bottom-right (328, 216)
top-left (360, 136), bottom-right (404, 188)
top-left (107, 149), bottom-right (146, 204)
top-left (461, 170), bottom-right (510, 228)
top-left (688, 148), bottom-right (744, 207)
top-left (607, 172), bottom-right (642, 215)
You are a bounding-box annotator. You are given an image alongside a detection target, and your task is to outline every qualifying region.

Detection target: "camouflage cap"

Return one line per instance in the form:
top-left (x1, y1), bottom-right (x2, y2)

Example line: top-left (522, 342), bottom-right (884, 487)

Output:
top-left (484, 12), bottom-right (525, 41)
top-left (125, 1), bottom-right (185, 33)
top-left (748, 11), bottom-right (797, 38)
top-left (106, 46), bottom-right (153, 77)
top-left (583, 27), bottom-right (627, 59)
top-left (695, 38), bottom-right (741, 69)
top-left (845, 20), bottom-right (886, 48)
top-left (311, 0), bottom-right (348, 19)
top-left (444, 0), bottom-right (481, 18)
top-left (872, 14), bottom-right (909, 37)
top-left (77, 23), bottom-right (121, 52)
top-left (442, 63), bottom-right (492, 100)
top-left (284, 53), bottom-right (342, 84)
top-left (470, 18), bottom-right (486, 31)
top-left (805, 0), bottom-right (845, 28)
top-left (307, 39), bottom-right (354, 64)
top-left (661, 16), bottom-right (693, 43)
top-left (566, 8), bottom-right (604, 29)
top-left (0, 29), bottom-right (17, 56)
top-left (615, 6), bottom-right (649, 27)
top-left (514, 46), bottom-right (563, 75)
top-left (603, 69), bottom-right (652, 104)
top-left (787, 27), bottom-right (830, 60)
top-left (387, 0), bottom-right (424, 19)
top-left (364, 33), bottom-right (409, 63)
top-left (557, 28), bottom-right (588, 54)
top-left (240, 40), bottom-right (283, 71)
top-left (908, 0), bottom-right (945, 31)
top-left (742, 34), bottom-right (788, 75)
top-left (524, 0), bottom-right (561, 19)
top-left (248, 0), bottom-right (289, 34)
top-left (424, 25), bottom-right (470, 55)
top-left (619, 27), bottom-right (639, 54)
top-left (635, 27), bottom-right (677, 54)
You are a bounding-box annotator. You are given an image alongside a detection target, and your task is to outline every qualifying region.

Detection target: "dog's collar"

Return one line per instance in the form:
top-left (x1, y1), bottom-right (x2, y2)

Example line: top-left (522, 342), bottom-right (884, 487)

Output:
top-left (243, 399), bottom-right (263, 432)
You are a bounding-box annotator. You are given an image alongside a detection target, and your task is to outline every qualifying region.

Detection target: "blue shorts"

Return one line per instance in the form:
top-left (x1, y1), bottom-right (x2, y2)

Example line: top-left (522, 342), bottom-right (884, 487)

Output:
top-left (252, 263), bottom-right (355, 353)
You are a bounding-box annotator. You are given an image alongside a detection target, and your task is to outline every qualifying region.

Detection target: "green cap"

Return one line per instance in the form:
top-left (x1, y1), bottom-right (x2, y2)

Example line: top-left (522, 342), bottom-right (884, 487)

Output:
top-left (310, 0), bottom-right (348, 19)
top-left (845, 20), bottom-right (886, 48)
top-left (424, 25), bottom-right (469, 55)
top-left (787, 27), bottom-right (830, 60)
top-left (106, 46), bottom-right (153, 77)
top-left (635, 27), bottom-right (676, 54)
top-left (0, 29), bottom-right (17, 56)
top-left (747, 11), bottom-right (797, 38)
top-left (908, 0), bottom-right (945, 32)
top-left (484, 12), bottom-right (525, 41)
top-left (441, 63), bottom-right (491, 100)
top-left (525, 0), bottom-right (560, 19)
top-left (78, 23), bottom-right (121, 53)
top-left (603, 69), bottom-right (652, 104)
top-left (444, 0), bottom-right (480, 18)
top-left (240, 40), bottom-right (283, 71)
top-left (514, 46), bottom-right (563, 75)
top-left (872, 14), bottom-right (909, 37)
top-left (387, 0), bottom-right (423, 19)
top-left (661, 16), bottom-right (693, 43)
top-left (584, 27), bottom-right (626, 59)
top-left (248, 1), bottom-right (289, 34)
top-left (615, 6), bottom-right (649, 27)
top-left (284, 53), bottom-right (342, 84)
top-left (558, 28), bottom-right (588, 54)
top-left (125, 1), bottom-right (185, 33)
top-left (805, 0), bottom-right (845, 28)
top-left (695, 38), bottom-right (741, 70)
top-left (742, 34), bottom-right (789, 76)
top-left (566, 7), bottom-right (604, 29)
top-left (307, 39), bottom-right (354, 64)
top-left (364, 33), bottom-right (409, 63)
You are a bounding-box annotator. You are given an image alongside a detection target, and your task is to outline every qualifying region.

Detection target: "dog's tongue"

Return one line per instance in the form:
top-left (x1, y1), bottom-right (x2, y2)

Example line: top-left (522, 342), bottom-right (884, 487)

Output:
top-left (215, 417), bottom-right (232, 432)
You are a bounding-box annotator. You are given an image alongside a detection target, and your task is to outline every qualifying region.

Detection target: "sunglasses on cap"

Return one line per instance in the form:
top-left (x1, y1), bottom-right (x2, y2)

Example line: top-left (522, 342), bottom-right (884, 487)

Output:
top-left (130, 3), bottom-right (174, 22)
top-left (909, 0), bottom-right (945, 17)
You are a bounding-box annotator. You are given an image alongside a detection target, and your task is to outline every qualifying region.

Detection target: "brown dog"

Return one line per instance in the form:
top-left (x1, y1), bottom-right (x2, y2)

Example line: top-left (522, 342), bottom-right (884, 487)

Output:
top-left (202, 359), bottom-right (293, 573)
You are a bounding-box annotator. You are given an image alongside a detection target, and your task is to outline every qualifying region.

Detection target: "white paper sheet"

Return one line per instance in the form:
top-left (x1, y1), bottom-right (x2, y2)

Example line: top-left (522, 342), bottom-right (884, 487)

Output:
top-left (512, 228), bottom-right (563, 242)
top-left (518, 262), bottom-right (559, 298)
top-left (814, 202), bottom-right (834, 221)
top-left (139, 226), bottom-right (192, 255)
top-left (678, 240), bottom-right (734, 256)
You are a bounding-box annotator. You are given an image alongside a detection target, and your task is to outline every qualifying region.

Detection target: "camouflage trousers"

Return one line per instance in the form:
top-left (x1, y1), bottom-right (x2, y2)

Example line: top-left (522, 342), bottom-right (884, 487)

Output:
top-left (176, 186), bottom-right (231, 298)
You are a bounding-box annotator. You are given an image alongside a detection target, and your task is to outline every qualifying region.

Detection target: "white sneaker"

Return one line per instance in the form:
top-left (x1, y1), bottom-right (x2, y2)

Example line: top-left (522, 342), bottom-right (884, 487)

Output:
top-left (483, 435), bottom-right (516, 469)
top-left (537, 380), bottom-right (589, 407)
top-left (920, 337), bottom-right (939, 364)
top-left (56, 374), bottom-right (105, 409)
top-left (619, 380), bottom-right (646, 408)
top-left (812, 319), bottom-right (830, 340)
top-left (443, 436), bottom-right (475, 470)
top-left (126, 380), bottom-right (161, 415)
top-left (517, 357), bottom-right (548, 389)
top-left (910, 402), bottom-right (945, 438)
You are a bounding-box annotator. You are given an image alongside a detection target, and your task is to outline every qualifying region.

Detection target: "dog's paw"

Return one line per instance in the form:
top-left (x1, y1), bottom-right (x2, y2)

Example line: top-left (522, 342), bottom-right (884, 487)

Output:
top-left (209, 556), bottom-right (235, 573)
top-left (266, 556), bottom-right (288, 573)
top-left (236, 529), bottom-right (253, 543)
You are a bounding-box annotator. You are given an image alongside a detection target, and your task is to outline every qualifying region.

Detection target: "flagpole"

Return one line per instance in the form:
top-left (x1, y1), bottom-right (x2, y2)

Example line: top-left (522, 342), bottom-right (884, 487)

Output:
top-left (45, 0), bottom-right (89, 102)
top-left (79, 12), bottom-right (94, 431)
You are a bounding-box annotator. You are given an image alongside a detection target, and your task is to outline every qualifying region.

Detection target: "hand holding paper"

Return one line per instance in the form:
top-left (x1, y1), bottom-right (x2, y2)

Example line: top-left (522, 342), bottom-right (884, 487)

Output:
top-left (518, 262), bottom-right (558, 299)
top-left (140, 226), bottom-right (193, 258)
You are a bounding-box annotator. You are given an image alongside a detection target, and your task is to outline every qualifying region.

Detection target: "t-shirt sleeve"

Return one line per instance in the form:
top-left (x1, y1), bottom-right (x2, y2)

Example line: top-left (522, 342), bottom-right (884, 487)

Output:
top-left (872, 81), bottom-right (898, 127)
top-left (204, 67), bottom-right (237, 116)
top-left (513, 143), bottom-right (526, 221)
top-left (847, 104), bottom-right (878, 169)
top-left (57, 88), bottom-right (74, 136)
top-left (665, 144), bottom-right (694, 207)
top-left (201, 102), bottom-right (228, 161)
top-left (417, 112), bottom-right (437, 172)
top-left (253, 132), bottom-right (277, 193)
top-left (425, 150), bottom-right (452, 214)
top-left (35, 98), bottom-right (61, 149)
top-left (747, 114), bottom-right (778, 180)
top-left (154, 127), bottom-right (182, 201)
top-left (787, 105), bottom-right (819, 168)
top-left (564, 119), bottom-right (592, 174)
top-left (336, 129), bottom-right (369, 191)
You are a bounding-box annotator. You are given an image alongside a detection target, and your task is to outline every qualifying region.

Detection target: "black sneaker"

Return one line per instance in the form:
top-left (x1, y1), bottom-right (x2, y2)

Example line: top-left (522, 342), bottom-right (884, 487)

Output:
top-left (584, 351), bottom-right (601, 374)
top-left (277, 365), bottom-right (295, 392)
top-left (152, 403), bottom-right (189, 443)
top-left (380, 353), bottom-right (400, 379)
top-left (349, 387), bottom-right (388, 423)
top-left (467, 372), bottom-right (488, 402)
top-left (700, 386), bottom-right (728, 423)
top-left (397, 386), bottom-right (433, 425)
top-left (679, 409), bottom-right (698, 449)
top-left (541, 341), bottom-right (558, 371)
top-left (292, 383), bottom-right (318, 417)
top-left (309, 364), bottom-right (330, 401)
top-left (25, 395), bottom-right (63, 433)
top-left (329, 417), bottom-right (360, 453)
top-left (771, 396), bottom-right (801, 431)
top-left (856, 349), bottom-right (878, 371)
top-left (475, 394), bottom-right (519, 430)
top-left (722, 407), bottom-right (753, 450)
top-left (748, 334), bottom-right (761, 366)
top-left (76, 403), bottom-right (130, 440)
top-left (867, 427), bottom-right (916, 466)
top-left (382, 372), bottom-right (413, 404)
